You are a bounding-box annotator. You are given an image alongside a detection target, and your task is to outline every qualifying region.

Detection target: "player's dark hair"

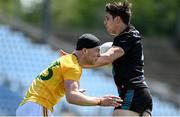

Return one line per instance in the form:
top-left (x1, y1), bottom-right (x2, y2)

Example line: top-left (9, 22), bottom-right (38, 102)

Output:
top-left (105, 0), bottom-right (132, 25)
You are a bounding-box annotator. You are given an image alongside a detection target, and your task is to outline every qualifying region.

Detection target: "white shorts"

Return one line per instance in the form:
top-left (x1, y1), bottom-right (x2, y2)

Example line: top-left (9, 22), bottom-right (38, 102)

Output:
top-left (16, 101), bottom-right (53, 116)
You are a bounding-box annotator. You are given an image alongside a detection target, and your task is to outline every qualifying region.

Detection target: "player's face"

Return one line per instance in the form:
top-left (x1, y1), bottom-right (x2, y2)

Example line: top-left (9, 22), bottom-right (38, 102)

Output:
top-left (86, 46), bottom-right (100, 65)
top-left (104, 13), bottom-right (116, 36)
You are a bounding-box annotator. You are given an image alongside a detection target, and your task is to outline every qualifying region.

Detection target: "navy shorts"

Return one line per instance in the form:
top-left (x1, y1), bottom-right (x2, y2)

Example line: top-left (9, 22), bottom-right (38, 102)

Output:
top-left (115, 87), bottom-right (153, 115)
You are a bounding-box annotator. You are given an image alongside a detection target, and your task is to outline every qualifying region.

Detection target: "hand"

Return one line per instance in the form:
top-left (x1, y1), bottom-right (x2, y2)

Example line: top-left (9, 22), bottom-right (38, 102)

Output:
top-left (59, 49), bottom-right (68, 56)
top-left (99, 95), bottom-right (123, 107)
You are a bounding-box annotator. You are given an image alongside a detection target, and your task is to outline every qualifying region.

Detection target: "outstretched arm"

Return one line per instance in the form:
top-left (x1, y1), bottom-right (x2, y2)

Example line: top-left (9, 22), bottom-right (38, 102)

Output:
top-left (83, 46), bottom-right (125, 68)
top-left (59, 46), bottom-right (124, 68)
top-left (64, 80), bottom-right (122, 106)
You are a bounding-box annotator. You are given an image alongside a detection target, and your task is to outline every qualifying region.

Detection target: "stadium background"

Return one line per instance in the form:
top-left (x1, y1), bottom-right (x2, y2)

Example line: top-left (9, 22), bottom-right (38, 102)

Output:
top-left (0, 0), bottom-right (180, 116)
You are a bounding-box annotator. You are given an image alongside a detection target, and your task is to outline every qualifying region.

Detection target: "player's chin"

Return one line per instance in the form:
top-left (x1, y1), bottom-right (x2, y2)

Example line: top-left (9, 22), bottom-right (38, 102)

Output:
top-left (110, 32), bottom-right (116, 36)
top-left (106, 29), bottom-right (112, 34)
top-left (106, 29), bottom-right (111, 34)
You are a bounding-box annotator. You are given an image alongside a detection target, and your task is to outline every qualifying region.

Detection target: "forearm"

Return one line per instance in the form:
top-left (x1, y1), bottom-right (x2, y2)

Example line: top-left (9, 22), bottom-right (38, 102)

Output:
top-left (64, 80), bottom-right (122, 107)
top-left (66, 91), bottom-right (100, 106)
top-left (83, 53), bottom-right (112, 68)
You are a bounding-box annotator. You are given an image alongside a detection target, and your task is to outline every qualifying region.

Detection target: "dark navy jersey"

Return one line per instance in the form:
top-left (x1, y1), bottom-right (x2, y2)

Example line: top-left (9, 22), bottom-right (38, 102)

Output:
top-left (112, 24), bottom-right (148, 89)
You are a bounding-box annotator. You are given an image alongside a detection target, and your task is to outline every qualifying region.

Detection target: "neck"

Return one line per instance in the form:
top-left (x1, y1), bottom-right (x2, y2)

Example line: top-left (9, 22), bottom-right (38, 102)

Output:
top-left (73, 51), bottom-right (85, 67)
top-left (114, 23), bottom-right (128, 36)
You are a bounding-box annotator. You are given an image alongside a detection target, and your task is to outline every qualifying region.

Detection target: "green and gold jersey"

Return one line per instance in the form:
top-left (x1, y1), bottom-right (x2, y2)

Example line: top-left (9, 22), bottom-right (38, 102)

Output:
top-left (20, 54), bottom-right (82, 111)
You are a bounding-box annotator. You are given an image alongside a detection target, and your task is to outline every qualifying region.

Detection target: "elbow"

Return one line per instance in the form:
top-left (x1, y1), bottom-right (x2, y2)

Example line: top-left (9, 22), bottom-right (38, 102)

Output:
top-left (67, 99), bottom-right (74, 104)
top-left (66, 95), bottom-right (73, 104)
top-left (66, 93), bottom-right (76, 104)
top-left (104, 59), bottom-right (112, 65)
top-left (104, 55), bottom-right (114, 65)
top-left (101, 54), bottom-right (113, 65)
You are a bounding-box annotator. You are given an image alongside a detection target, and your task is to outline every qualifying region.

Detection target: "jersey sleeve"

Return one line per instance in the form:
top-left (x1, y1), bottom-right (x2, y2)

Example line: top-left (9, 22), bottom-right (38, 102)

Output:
top-left (113, 35), bottom-right (137, 53)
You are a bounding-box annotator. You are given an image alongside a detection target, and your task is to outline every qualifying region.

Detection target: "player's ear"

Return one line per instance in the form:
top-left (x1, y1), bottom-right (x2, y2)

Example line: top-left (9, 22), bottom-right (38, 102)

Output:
top-left (114, 16), bottom-right (121, 24)
top-left (82, 48), bottom-right (88, 54)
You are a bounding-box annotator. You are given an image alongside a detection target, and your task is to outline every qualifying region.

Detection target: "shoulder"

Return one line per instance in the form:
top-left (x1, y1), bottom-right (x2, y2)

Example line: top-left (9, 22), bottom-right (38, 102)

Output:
top-left (128, 25), bottom-right (141, 39)
top-left (115, 25), bottom-right (141, 43)
top-left (60, 54), bottom-right (81, 71)
top-left (61, 54), bottom-right (82, 81)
